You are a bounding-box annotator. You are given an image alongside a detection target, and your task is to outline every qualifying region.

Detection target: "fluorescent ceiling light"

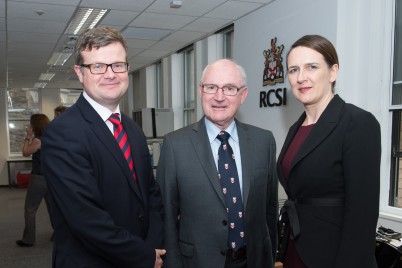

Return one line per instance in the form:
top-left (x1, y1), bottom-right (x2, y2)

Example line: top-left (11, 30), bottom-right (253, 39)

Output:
top-left (47, 52), bottom-right (72, 66)
top-left (33, 82), bottom-right (47, 88)
top-left (39, 73), bottom-right (55, 81)
top-left (65, 7), bottom-right (108, 35)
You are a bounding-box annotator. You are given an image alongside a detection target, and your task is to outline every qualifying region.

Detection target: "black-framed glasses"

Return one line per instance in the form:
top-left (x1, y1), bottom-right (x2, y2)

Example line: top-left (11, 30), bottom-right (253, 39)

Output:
top-left (80, 62), bottom-right (129, 74)
top-left (201, 84), bottom-right (245, 96)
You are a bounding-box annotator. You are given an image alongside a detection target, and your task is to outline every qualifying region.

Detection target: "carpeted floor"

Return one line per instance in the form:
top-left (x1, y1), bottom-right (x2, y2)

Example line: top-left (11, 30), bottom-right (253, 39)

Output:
top-left (0, 187), bottom-right (52, 267)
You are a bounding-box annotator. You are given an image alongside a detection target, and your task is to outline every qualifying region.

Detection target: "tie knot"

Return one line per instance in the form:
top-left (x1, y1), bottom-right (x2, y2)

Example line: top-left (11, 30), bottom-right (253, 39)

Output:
top-left (217, 131), bottom-right (230, 143)
top-left (109, 113), bottom-right (121, 126)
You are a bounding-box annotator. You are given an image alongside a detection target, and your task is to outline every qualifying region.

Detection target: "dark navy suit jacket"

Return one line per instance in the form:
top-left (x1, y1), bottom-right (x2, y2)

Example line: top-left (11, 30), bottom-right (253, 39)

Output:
top-left (42, 94), bottom-right (164, 268)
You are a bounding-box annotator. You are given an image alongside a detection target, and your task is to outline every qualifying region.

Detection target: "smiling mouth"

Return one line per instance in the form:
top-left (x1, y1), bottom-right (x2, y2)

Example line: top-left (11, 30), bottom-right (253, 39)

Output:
top-left (299, 87), bottom-right (311, 92)
top-left (212, 105), bottom-right (227, 109)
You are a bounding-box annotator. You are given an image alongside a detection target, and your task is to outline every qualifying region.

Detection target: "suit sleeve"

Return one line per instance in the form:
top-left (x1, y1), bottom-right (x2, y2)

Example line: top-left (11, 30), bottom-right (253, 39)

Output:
top-left (266, 132), bottom-right (279, 262)
top-left (334, 112), bottom-right (381, 268)
top-left (42, 119), bottom-right (156, 267)
top-left (156, 135), bottom-right (183, 268)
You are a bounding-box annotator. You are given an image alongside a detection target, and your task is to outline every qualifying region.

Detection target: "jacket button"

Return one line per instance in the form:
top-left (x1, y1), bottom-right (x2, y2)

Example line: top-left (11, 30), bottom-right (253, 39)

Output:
top-left (222, 220), bottom-right (227, 226)
top-left (138, 214), bottom-right (144, 222)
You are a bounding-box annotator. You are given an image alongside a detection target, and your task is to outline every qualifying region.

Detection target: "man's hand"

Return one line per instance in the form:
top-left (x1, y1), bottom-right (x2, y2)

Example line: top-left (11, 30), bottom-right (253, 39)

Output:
top-left (154, 249), bottom-right (166, 268)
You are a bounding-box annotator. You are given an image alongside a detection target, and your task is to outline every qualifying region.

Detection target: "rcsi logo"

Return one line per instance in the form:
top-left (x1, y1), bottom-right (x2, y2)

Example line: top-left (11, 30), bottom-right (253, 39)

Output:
top-left (261, 37), bottom-right (287, 107)
top-left (263, 37), bottom-right (284, 86)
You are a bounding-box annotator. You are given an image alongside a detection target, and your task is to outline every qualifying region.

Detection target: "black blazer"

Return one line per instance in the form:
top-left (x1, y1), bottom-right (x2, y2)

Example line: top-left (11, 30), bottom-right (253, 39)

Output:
top-left (277, 95), bottom-right (380, 268)
top-left (42, 94), bottom-right (164, 268)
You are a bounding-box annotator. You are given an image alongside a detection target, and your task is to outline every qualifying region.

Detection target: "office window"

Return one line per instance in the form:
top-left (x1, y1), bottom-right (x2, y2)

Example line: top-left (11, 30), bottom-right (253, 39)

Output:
top-left (390, 0), bottom-right (402, 208)
top-left (7, 88), bottom-right (40, 155)
top-left (183, 47), bottom-right (195, 126)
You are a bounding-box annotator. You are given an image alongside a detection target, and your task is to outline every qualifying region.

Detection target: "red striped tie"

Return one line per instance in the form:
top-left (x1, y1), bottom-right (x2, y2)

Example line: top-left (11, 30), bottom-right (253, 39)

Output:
top-left (109, 113), bottom-right (137, 180)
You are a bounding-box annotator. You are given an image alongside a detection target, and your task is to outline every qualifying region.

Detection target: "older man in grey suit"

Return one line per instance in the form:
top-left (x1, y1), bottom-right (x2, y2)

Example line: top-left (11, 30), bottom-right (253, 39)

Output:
top-left (157, 59), bottom-right (278, 268)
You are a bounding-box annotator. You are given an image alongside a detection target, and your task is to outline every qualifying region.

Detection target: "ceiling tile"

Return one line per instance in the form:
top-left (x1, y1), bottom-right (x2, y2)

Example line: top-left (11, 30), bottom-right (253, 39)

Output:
top-left (181, 17), bottom-right (232, 32)
top-left (123, 27), bottom-right (172, 40)
top-left (7, 18), bottom-right (68, 34)
top-left (164, 30), bottom-right (206, 43)
top-left (125, 39), bottom-right (158, 49)
top-left (9, 0), bottom-right (80, 5)
top-left (136, 49), bottom-right (171, 58)
top-left (99, 10), bottom-right (140, 26)
top-left (205, 1), bottom-right (263, 20)
top-left (8, 1), bottom-right (76, 21)
top-left (147, 0), bottom-right (228, 17)
top-left (149, 40), bottom-right (190, 52)
top-left (129, 12), bottom-right (196, 30)
top-left (79, 0), bottom-right (153, 12)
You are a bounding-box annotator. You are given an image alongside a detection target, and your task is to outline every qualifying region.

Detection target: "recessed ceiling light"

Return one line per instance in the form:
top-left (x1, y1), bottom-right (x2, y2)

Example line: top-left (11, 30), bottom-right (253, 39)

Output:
top-left (65, 7), bottom-right (109, 35)
top-left (39, 73), bottom-right (55, 81)
top-left (33, 82), bottom-right (47, 88)
top-left (47, 52), bottom-right (72, 66)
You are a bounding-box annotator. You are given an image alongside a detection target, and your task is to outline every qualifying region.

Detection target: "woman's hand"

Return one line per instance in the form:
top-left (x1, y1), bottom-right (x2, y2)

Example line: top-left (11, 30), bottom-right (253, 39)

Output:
top-left (25, 126), bottom-right (33, 139)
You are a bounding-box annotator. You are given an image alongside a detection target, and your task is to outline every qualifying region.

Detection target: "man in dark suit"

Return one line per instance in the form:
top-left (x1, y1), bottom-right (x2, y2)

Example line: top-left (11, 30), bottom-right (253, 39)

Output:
top-left (41, 27), bottom-right (165, 268)
top-left (156, 59), bottom-right (278, 268)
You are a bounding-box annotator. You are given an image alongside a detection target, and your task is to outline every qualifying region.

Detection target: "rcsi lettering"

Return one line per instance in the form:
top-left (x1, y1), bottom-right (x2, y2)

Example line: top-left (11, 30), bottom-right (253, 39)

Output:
top-left (260, 88), bottom-right (287, 107)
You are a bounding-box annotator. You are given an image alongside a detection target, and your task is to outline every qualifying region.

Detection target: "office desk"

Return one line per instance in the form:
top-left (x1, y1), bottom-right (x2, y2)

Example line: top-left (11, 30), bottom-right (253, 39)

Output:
top-left (6, 157), bottom-right (32, 188)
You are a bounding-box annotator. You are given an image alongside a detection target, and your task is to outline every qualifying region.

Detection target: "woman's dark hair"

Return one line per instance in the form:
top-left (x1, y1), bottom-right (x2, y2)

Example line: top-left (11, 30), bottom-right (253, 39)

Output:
top-left (286, 35), bottom-right (339, 89)
top-left (30, 114), bottom-right (50, 138)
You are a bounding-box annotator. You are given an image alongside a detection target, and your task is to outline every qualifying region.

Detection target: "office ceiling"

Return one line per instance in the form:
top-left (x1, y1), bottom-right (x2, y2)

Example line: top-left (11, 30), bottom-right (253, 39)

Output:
top-left (0, 0), bottom-right (273, 90)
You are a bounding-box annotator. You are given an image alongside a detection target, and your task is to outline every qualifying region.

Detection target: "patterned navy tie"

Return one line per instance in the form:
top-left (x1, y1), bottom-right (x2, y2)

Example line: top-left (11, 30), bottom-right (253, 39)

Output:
top-left (217, 131), bottom-right (246, 251)
top-left (109, 113), bottom-right (137, 180)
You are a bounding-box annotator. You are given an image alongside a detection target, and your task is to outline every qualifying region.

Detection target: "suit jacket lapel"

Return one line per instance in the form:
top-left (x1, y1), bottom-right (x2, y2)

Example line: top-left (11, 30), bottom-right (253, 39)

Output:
top-left (190, 118), bottom-right (227, 208)
top-left (76, 96), bottom-right (143, 200)
top-left (288, 95), bottom-right (344, 173)
top-left (236, 120), bottom-right (251, 213)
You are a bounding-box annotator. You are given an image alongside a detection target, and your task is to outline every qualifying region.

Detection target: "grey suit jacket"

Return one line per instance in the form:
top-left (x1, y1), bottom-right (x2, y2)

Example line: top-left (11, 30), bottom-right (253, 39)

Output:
top-left (157, 117), bottom-right (278, 268)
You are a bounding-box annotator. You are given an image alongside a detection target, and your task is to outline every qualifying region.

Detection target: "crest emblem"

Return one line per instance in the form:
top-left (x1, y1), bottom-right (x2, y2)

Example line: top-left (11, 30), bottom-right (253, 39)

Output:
top-left (225, 164), bottom-right (229, 169)
top-left (232, 242), bottom-right (236, 249)
top-left (263, 37), bottom-right (285, 86)
top-left (230, 222), bottom-right (235, 229)
top-left (233, 197), bottom-right (237, 203)
top-left (239, 212), bottom-right (243, 218)
top-left (240, 232), bottom-right (244, 238)
top-left (223, 188), bottom-right (227, 194)
top-left (231, 177), bottom-right (235, 183)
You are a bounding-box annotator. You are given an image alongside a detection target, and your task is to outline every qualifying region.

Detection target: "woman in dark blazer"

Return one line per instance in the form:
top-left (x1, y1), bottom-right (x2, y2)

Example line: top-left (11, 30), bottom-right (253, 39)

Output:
top-left (277, 35), bottom-right (381, 268)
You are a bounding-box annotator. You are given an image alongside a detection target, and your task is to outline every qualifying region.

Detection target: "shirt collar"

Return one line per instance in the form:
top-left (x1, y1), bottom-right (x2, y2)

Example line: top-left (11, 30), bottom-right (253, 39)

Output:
top-left (83, 91), bottom-right (121, 122)
top-left (205, 117), bottom-right (238, 144)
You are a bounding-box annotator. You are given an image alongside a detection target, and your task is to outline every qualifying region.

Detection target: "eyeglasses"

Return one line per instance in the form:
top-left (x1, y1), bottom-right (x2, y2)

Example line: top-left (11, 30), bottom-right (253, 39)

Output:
top-left (201, 84), bottom-right (245, 96)
top-left (80, 62), bottom-right (129, 74)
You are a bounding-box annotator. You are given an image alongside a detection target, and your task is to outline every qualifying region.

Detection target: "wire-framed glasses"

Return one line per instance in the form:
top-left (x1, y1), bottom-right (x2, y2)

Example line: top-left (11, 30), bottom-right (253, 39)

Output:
top-left (201, 84), bottom-right (245, 96)
top-left (80, 62), bottom-right (129, 74)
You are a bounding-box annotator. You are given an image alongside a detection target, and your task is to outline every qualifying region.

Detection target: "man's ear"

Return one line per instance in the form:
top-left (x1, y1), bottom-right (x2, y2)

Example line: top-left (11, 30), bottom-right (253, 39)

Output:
top-left (74, 65), bottom-right (84, 83)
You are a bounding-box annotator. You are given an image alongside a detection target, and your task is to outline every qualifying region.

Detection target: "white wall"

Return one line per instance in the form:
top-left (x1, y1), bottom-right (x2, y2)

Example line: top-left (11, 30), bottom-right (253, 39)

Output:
top-left (234, 0), bottom-right (338, 199)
